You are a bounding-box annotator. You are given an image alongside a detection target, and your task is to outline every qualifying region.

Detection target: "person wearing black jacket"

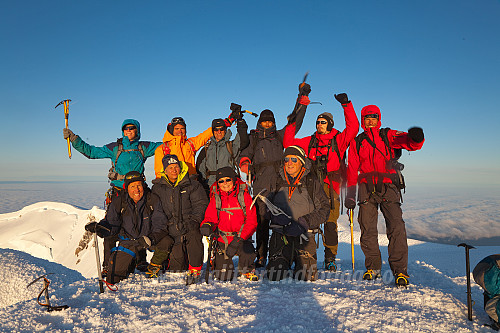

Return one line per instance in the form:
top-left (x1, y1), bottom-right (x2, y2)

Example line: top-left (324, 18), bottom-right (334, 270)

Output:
top-left (266, 146), bottom-right (330, 281)
top-left (152, 154), bottom-right (209, 285)
top-left (238, 82), bottom-right (310, 268)
top-left (85, 171), bottom-right (173, 284)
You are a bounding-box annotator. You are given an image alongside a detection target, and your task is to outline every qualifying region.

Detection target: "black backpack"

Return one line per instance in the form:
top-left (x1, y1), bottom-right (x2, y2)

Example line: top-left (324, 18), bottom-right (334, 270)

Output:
top-left (307, 132), bottom-right (347, 186)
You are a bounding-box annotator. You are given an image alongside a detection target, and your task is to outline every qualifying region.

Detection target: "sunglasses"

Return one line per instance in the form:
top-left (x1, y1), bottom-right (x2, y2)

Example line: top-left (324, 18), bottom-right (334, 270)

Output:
top-left (316, 120), bottom-right (328, 125)
top-left (218, 178), bottom-right (233, 184)
top-left (123, 126), bottom-right (137, 131)
top-left (364, 114), bottom-right (379, 119)
top-left (214, 127), bottom-right (225, 132)
top-left (284, 157), bottom-right (299, 163)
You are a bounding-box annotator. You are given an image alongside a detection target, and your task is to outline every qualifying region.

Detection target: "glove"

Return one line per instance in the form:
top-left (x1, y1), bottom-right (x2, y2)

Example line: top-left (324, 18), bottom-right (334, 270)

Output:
top-left (236, 118), bottom-right (248, 130)
top-left (271, 214), bottom-right (292, 226)
top-left (138, 235), bottom-right (152, 249)
top-left (299, 82), bottom-right (311, 96)
top-left (284, 220), bottom-right (306, 237)
top-left (230, 103), bottom-right (243, 121)
top-left (298, 95), bottom-right (310, 106)
top-left (85, 222), bottom-right (110, 238)
top-left (200, 223), bottom-right (213, 237)
top-left (239, 157), bottom-right (251, 175)
top-left (345, 186), bottom-right (357, 210)
top-left (225, 237), bottom-right (242, 258)
top-left (63, 128), bottom-right (77, 142)
top-left (334, 93), bottom-right (349, 105)
top-left (408, 127), bottom-right (424, 143)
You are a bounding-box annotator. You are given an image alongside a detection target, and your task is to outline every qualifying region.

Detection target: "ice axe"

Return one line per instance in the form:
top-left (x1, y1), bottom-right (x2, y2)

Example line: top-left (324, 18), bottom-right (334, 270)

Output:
top-left (55, 99), bottom-right (72, 159)
top-left (458, 243), bottom-right (475, 321)
top-left (27, 274), bottom-right (69, 312)
top-left (348, 209), bottom-right (355, 273)
top-left (243, 110), bottom-right (259, 117)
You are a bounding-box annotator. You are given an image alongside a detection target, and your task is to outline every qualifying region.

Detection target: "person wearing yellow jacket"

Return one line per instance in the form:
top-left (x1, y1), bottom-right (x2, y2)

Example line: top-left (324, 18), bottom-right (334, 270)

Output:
top-left (154, 111), bottom-right (238, 178)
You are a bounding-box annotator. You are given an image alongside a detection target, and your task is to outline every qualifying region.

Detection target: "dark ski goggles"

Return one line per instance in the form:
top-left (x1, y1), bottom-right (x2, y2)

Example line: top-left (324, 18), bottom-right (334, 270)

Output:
top-left (364, 114), bottom-right (379, 119)
top-left (171, 117), bottom-right (185, 125)
top-left (284, 157), bottom-right (299, 163)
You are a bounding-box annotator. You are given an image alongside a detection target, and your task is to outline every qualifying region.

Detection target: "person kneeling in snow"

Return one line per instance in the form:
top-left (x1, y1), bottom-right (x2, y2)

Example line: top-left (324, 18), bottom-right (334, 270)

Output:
top-left (85, 171), bottom-right (173, 284)
top-left (152, 154), bottom-right (209, 285)
top-left (266, 146), bottom-right (330, 282)
top-left (200, 167), bottom-right (258, 281)
top-left (473, 254), bottom-right (500, 330)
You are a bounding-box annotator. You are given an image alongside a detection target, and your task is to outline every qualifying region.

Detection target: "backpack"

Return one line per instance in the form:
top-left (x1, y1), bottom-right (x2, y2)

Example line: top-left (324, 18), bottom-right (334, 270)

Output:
top-left (108, 138), bottom-right (145, 181)
top-left (307, 132), bottom-right (347, 186)
top-left (354, 128), bottom-right (405, 191)
top-left (196, 139), bottom-right (237, 179)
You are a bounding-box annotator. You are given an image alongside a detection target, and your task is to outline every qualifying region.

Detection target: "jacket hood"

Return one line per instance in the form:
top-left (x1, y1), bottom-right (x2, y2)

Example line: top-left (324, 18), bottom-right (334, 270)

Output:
top-left (121, 119), bottom-right (141, 142)
top-left (360, 105), bottom-right (381, 131)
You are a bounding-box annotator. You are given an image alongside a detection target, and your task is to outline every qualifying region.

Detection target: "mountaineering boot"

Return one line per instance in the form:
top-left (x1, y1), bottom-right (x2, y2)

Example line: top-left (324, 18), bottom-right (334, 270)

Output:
top-left (241, 270), bottom-right (259, 282)
top-left (363, 269), bottom-right (381, 281)
top-left (186, 268), bottom-right (201, 285)
top-left (395, 273), bottom-right (410, 287)
top-left (145, 263), bottom-right (162, 279)
top-left (255, 256), bottom-right (266, 269)
top-left (136, 261), bottom-right (149, 273)
top-left (325, 257), bottom-right (337, 272)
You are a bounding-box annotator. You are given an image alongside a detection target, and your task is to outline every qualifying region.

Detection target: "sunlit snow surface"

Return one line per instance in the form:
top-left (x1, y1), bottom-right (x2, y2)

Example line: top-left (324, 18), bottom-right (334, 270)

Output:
top-left (0, 182), bottom-right (499, 332)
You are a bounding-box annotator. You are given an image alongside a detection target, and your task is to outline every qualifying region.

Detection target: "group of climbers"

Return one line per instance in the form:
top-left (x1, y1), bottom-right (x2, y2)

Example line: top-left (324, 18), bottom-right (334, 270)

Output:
top-left (65, 80), bottom-right (426, 288)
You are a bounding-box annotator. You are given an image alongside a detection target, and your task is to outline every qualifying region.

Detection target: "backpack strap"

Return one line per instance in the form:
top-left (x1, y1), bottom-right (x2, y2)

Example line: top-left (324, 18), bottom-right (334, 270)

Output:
top-left (162, 141), bottom-right (170, 155)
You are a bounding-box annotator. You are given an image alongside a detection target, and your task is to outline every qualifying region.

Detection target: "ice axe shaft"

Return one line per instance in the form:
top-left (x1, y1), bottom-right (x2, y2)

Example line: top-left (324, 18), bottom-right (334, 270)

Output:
top-left (94, 232), bottom-right (105, 293)
top-left (458, 243), bottom-right (475, 321)
top-left (243, 110), bottom-right (259, 117)
top-left (349, 209), bottom-right (355, 273)
top-left (55, 99), bottom-right (72, 159)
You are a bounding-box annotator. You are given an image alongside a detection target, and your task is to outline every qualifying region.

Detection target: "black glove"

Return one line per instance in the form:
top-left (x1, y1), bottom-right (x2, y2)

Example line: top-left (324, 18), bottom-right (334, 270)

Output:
top-left (230, 103), bottom-right (243, 120)
top-left (63, 128), bottom-right (77, 142)
top-left (284, 220), bottom-right (306, 237)
top-left (345, 186), bottom-right (357, 210)
top-left (137, 235), bottom-right (152, 249)
top-left (271, 214), bottom-right (292, 226)
top-left (299, 83), bottom-right (311, 96)
top-left (200, 223), bottom-right (213, 237)
top-left (334, 93), bottom-right (349, 105)
top-left (225, 237), bottom-right (242, 257)
top-left (408, 127), bottom-right (424, 143)
top-left (85, 222), bottom-right (110, 238)
top-left (236, 118), bottom-right (248, 129)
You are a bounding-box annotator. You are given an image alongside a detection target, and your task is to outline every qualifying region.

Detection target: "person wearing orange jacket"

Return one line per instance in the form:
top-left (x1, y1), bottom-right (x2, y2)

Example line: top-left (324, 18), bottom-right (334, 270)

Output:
top-left (283, 93), bottom-right (359, 272)
top-left (200, 167), bottom-right (258, 281)
top-left (154, 110), bottom-right (239, 178)
top-left (345, 104), bottom-right (425, 287)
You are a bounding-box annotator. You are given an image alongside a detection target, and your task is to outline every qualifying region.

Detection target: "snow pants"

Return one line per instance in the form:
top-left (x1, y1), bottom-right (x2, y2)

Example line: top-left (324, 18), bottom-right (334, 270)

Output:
top-left (255, 199), bottom-right (270, 264)
top-left (104, 235), bottom-right (146, 270)
top-left (213, 240), bottom-right (256, 281)
top-left (266, 232), bottom-right (318, 281)
top-left (107, 236), bottom-right (172, 284)
top-left (357, 183), bottom-right (408, 275)
top-left (322, 183), bottom-right (340, 260)
top-left (166, 229), bottom-right (204, 271)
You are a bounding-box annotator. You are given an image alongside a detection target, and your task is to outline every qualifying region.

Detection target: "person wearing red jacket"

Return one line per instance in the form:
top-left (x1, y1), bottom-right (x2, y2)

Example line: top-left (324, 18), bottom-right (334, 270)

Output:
top-left (283, 93), bottom-right (359, 271)
top-left (200, 167), bottom-right (259, 281)
top-left (345, 104), bottom-right (425, 287)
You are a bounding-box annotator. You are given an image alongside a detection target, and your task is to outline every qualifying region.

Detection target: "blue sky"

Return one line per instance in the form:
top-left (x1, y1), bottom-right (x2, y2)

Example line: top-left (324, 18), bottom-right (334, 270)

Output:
top-left (1, 0), bottom-right (499, 189)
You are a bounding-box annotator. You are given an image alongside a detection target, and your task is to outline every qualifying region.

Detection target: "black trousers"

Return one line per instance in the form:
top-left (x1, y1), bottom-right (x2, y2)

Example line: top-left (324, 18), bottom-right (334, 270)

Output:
top-left (166, 229), bottom-right (204, 271)
top-left (255, 199), bottom-right (270, 262)
top-left (213, 239), bottom-right (256, 281)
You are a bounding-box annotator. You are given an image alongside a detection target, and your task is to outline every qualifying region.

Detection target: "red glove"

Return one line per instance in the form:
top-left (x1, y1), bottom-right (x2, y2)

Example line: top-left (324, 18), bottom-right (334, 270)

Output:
top-left (298, 95), bottom-right (310, 106)
top-left (239, 157), bottom-right (251, 174)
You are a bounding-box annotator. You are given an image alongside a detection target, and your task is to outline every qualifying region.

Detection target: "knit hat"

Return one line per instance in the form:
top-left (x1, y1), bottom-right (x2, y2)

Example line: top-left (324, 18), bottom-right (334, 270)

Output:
top-left (283, 145), bottom-right (307, 165)
top-left (216, 166), bottom-right (238, 182)
top-left (211, 118), bottom-right (227, 132)
top-left (162, 154), bottom-right (180, 169)
top-left (258, 109), bottom-right (275, 124)
top-left (317, 112), bottom-right (334, 131)
top-left (124, 171), bottom-right (145, 190)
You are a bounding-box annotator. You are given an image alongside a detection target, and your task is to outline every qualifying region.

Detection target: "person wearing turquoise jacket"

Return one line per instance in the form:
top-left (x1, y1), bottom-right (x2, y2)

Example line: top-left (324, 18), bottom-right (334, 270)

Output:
top-left (63, 119), bottom-right (161, 191)
top-left (63, 118), bottom-right (162, 274)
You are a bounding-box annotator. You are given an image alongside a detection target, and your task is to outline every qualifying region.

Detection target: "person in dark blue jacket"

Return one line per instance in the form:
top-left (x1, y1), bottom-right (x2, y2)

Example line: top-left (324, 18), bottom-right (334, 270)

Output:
top-left (85, 171), bottom-right (173, 284)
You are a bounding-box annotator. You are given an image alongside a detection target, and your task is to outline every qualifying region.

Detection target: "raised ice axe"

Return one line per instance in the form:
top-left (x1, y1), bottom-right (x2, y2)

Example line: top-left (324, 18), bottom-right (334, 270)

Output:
top-left (55, 99), bottom-right (72, 159)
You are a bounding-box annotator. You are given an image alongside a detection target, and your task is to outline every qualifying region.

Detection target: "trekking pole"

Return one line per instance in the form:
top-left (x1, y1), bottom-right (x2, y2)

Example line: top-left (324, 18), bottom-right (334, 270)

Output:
top-left (458, 243), bottom-right (475, 321)
top-left (349, 209), bottom-right (355, 273)
top-left (94, 231), bottom-right (105, 293)
top-left (55, 99), bottom-right (72, 159)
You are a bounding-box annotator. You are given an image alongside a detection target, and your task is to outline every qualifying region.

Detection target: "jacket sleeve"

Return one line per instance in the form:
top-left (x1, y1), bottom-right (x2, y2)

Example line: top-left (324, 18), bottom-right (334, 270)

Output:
top-left (148, 193), bottom-right (169, 245)
top-left (239, 192), bottom-right (258, 240)
top-left (335, 102), bottom-right (360, 154)
top-left (142, 141), bottom-right (163, 158)
top-left (346, 138), bottom-right (360, 187)
top-left (201, 198), bottom-right (219, 229)
top-left (71, 136), bottom-right (115, 159)
top-left (388, 129), bottom-right (425, 151)
top-left (300, 178), bottom-right (330, 230)
top-left (238, 133), bottom-right (255, 166)
top-left (98, 196), bottom-right (122, 236)
top-left (282, 123), bottom-right (312, 151)
top-left (189, 179), bottom-right (210, 226)
top-left (189, 127), bottom-right (213, 151)
top-left (233, 119), bottom-right (249, 153)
